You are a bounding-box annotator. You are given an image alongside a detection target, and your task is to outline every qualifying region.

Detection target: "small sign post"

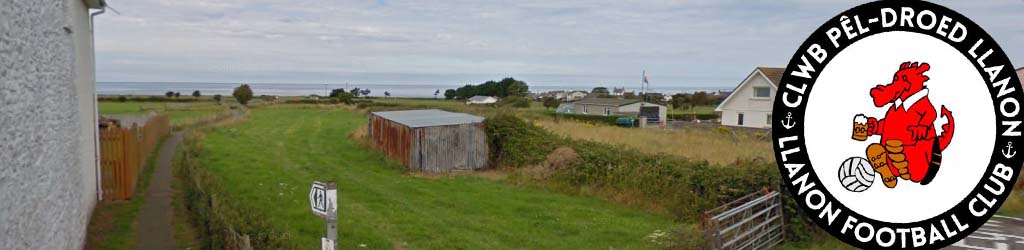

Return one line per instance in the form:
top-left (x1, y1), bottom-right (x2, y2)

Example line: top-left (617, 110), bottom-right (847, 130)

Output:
top-left (310, 181), bottom-right (337, 250)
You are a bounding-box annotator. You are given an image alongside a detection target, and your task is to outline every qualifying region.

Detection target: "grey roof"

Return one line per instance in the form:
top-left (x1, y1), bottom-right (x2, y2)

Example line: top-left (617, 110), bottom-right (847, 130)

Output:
top-left (371, 109), bottom-right (484, 128)
top-left (575, 97), bottom-right (641, 106)
top-left (468, 96), bottom-right (495, 102)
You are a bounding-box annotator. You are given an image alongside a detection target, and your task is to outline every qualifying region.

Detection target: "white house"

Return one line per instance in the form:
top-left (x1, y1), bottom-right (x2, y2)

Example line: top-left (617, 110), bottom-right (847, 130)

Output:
top-left (2, 0), bottom-right (107, 248)
top-left (566, 91), bottom-right (588, 101)
top-left (466, 95), bottom-right (498, 104)
top-left (715, 67), bottom-right (784, 128)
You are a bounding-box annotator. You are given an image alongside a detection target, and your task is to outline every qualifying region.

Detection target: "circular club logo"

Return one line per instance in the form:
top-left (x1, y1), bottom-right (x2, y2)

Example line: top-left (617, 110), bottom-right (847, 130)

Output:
top-left (772, 1), bottom-right (1022, 249)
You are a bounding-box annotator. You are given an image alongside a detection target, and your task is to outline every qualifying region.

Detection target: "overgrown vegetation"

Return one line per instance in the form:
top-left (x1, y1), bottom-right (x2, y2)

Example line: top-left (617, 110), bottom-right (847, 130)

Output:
top-left (483, 112), bottom-right (818, 242)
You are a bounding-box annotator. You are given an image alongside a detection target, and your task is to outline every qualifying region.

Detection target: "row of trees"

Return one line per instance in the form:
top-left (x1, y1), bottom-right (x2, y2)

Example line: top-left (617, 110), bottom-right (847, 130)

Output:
top-left (443, 77), bottom-right (529, 100)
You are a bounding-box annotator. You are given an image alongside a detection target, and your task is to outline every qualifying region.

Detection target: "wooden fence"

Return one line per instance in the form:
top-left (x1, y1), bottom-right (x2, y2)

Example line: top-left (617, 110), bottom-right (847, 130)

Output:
top-left (99, 115), bottom-right (170, 200)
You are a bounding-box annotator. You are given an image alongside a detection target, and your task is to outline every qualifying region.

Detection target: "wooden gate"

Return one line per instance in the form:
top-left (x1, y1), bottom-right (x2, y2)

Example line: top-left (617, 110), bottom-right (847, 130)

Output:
top-left (702, 188), bottom-right (784, 250)
top-left (99, 115), bottom-right (170, 200)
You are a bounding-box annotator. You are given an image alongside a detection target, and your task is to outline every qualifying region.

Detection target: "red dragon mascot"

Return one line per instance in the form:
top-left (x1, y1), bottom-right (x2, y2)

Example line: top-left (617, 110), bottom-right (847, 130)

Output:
top-left (853, 62), bottom-right (955, 188)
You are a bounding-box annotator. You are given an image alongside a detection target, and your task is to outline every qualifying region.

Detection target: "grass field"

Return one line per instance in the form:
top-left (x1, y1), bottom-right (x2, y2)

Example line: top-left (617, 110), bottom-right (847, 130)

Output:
top-left (99, 102), bottom-right (227, 126)
top-left (535, 119), bottom-right (773, 165)
top-left (193, 107), bottom-right (675, 249)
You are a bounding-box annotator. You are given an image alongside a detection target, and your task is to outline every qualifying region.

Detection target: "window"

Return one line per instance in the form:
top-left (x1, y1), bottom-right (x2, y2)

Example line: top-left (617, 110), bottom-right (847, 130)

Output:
top-left (753, 87), bottom-right (771, 98)
top-left (738, 113), bottom-right (744, 126)
top-left (604, 108), bottom-right (612, 116)
top-left (767, 114), bottom-right (772, 125)
top-left (583, 105), bottom-right (589, 114)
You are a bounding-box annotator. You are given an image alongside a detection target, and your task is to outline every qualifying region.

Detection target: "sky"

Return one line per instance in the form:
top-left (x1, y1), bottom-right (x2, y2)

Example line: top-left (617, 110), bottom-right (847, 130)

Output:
top-left (94, 0), bottom-right (1024, 89)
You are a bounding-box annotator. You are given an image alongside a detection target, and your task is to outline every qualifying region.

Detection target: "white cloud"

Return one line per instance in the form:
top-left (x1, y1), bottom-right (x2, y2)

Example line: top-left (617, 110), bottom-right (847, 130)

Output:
top-left (94, 0), bottom-right (1024, 87)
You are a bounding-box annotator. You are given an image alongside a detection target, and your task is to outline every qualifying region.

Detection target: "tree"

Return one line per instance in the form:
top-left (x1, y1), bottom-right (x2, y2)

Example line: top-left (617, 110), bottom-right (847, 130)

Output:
top-left (349, 87), bottom-right (361, 98)
top-left (360, 89), bottom-right (371, 98)
top-left (670, 93), bottom-right (689, 110)
top-left (192, 90), bottom-right (201, 98)
top-left (434, 89), bottom-right (440, 99)
top-left (213, 94), bottom-right (223, 103)
top-left (691, 91), bottom-right (711, 106)
top-left (384, 91), bottom-right (391, 98)
top-left (542, 96), bottom-right (559, 110)
top-left (165, 91), bottom-right (174, 98)
top-left (444, 89), bottom-right (456, 100)
top-left (446, 78), bottom-right (530, 100)
top-left (591, 87), bottom-right (610, 97)
top-left (329, 88), bottom-right (347, 98)
top-left (174, 92), bottom-right (181, 98)
top-left (623, 91), bottom-right (638, 99)
top-left (233, 84), bottom-right (254, 105)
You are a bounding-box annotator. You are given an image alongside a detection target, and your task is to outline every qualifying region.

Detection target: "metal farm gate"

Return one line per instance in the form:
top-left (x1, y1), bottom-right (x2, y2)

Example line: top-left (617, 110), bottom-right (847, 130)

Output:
top-left (702, 189), bottom-right (784, 250)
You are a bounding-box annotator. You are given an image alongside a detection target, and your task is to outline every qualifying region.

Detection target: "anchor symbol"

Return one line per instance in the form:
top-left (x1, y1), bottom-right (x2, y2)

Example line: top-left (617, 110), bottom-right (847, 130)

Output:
top-left (1003, 142), bottom-right (1016, 159)
top-left (781, 112), bottom-right (796, 129)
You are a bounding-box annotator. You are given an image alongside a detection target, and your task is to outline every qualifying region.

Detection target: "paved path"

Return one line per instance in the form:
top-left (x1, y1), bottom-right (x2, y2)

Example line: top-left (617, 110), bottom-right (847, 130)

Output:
top-left (949, 215), bottom-right (1024, 250)
top-left (135, 133), bottom-right (182, 250)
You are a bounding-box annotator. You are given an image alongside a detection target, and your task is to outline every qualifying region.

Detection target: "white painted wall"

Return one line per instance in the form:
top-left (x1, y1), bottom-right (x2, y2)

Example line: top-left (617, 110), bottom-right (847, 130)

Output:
top-left (717, 71), bottom-right (776, 128)
top-left (619, 102), bottom-right (667, 122)
top-left (0, 0), bottom-right (100, 249)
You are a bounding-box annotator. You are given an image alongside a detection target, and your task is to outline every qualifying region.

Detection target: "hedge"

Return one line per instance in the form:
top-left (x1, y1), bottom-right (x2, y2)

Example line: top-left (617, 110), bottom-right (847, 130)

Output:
top-left (484, 112), bottom-right (814, 241)
top-left (544, 112), bottom-right (624, 125)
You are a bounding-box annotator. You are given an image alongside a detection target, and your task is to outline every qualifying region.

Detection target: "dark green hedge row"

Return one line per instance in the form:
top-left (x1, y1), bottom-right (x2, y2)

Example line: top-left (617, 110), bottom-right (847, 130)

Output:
top-left (544, 112), bottom-right (624, 125)
top-left (667, 113), bottom-right (719, 121)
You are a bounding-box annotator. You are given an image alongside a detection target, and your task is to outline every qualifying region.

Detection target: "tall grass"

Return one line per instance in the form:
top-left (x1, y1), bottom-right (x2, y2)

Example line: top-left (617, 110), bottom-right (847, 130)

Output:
top-left (535, 119), bottom-right (773, 165)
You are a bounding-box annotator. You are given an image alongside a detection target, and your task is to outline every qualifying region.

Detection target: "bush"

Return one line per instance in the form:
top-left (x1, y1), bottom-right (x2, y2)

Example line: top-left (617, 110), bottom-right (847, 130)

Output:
top-left (546, 112), bottom-right (622, 125)
top-left (98, 96), bottom-right (203, 103)
top-left (117, 96), bottom-right (128, 102)
top-left (498, 96), bottom-right (531, 108)
top-left (667, 113), bottom-right (719, 121)
top-left (483, 113), bottom-right (810, 238)
top-left (232, 84), bottom-right (253, 105)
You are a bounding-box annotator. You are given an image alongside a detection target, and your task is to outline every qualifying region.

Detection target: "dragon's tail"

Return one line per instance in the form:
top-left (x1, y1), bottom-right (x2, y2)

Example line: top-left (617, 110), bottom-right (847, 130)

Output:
top-left (937, 105), bottom-right (954, 151)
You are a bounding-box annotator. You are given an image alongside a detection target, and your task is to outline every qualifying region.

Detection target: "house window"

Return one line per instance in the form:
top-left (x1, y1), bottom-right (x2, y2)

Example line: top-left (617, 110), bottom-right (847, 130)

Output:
top-left (738, 113), bottom-right (744, 126)
top-left (753, 87), bottom-right (771, 98)
top-left (604, 108), bottom-right (612, 116)
top-left (767, 114), bottom-right (772, 125)
top-left (583, 105), bottom-right (588, 114)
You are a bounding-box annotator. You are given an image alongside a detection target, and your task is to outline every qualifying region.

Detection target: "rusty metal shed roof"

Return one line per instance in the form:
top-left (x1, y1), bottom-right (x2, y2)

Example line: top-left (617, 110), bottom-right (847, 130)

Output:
top-left (370, 109), bottom-right (484, 128)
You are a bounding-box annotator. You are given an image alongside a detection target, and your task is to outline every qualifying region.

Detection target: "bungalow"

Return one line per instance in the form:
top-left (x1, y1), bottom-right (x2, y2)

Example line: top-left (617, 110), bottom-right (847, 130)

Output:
top-left (566, 90), bottom-right (588, 101)
top-left (573, 97), bottom-right (667, 125)
top-left (715, 67), bottom-right (784, 128)
top-left (466, 95), bottom-right (498, 105)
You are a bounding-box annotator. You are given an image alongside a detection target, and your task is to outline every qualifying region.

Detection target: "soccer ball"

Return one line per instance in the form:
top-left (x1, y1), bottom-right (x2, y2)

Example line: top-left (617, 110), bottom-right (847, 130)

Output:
top-left (839, 157), bottom-right (875, 192)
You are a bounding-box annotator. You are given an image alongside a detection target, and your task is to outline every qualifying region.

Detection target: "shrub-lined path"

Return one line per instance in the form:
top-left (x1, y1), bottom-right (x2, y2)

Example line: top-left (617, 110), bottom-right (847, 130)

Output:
top-left (195, 108), bottom-right (675, 249)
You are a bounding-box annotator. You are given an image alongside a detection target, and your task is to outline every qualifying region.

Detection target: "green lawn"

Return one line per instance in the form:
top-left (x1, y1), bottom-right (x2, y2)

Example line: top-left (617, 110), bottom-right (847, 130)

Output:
top-left (195, 108), bottom-right (675, 249)
top-left (99, 102), bottom-right (226, 126)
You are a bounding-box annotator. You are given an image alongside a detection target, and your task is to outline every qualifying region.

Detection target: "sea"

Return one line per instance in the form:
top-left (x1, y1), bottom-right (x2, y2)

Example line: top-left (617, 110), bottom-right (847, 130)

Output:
top-left (98, 82), bottom-right (733, 98)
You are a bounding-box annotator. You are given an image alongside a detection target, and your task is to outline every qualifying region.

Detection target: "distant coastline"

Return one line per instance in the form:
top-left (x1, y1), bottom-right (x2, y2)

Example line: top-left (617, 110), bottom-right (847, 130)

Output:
top-left (98, 81), bottom-right (733, 98)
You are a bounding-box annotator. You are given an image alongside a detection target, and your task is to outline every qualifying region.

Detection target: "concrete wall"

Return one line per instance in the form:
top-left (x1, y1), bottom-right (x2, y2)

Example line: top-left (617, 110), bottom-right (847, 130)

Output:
top-left (0, 0), bottom-right (98, 249)
top-left (718, 71), bottom-right (776, 128)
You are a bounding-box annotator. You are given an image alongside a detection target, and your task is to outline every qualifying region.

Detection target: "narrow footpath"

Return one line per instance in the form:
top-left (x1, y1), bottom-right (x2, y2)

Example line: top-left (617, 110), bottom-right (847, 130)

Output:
top-left (134, 133), bottom-right (182, 250)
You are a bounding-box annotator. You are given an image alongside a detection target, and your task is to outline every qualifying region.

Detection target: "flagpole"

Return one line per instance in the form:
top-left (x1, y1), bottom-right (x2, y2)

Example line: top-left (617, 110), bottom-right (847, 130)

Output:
top-left (639, 70), bottom-right (645, 125)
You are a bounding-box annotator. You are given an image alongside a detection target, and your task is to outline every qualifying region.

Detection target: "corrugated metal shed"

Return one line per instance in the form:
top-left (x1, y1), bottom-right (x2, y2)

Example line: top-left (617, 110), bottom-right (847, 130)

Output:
top-left (368, 109), bottom-right (489, 172)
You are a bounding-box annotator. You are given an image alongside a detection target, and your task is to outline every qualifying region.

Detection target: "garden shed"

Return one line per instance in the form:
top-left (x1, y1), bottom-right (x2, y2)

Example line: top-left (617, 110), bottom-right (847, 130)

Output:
top-left (368, 109), bottom-right (489, 172)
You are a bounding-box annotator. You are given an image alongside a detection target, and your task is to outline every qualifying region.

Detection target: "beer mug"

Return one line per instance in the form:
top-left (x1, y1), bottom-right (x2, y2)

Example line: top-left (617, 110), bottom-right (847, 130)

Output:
top-left (852, 114), bottom-right (869, 141)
